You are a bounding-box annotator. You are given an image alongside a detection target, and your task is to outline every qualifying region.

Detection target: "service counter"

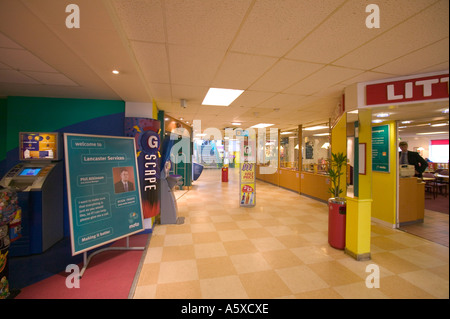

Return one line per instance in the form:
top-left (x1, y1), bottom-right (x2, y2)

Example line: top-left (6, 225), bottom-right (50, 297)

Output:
top-left (300, 172), bottom-right (329, 202)
top-left (256, 165), bottom-right (329, 201)
top-left (279, 168), bottom-right (300, 193)
top-left (398, 177), bottom-right (425, 226)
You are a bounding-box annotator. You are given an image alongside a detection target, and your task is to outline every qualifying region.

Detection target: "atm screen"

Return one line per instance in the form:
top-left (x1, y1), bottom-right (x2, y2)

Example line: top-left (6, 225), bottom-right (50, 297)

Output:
top-left (19, 168), bottom-right (42, 176)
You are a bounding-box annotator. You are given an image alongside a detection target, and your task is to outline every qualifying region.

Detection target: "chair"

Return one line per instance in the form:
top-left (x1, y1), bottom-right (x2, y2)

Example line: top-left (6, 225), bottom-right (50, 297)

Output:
top-left (422, 172), bottom-right (437, 199)
top-left (435, 170), bottom-right (448, 197)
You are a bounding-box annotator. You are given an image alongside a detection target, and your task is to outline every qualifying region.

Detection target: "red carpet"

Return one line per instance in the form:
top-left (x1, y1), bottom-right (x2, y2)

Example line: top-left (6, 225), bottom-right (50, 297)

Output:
top-left (425, 194), bottom-right (449, 214)
top-left (15, 233), bottom-right (150, 299)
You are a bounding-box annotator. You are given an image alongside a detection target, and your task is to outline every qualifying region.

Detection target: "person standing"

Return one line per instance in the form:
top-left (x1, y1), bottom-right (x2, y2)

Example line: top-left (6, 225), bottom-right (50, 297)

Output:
top-left (399, 141), bottom-right (428, 177)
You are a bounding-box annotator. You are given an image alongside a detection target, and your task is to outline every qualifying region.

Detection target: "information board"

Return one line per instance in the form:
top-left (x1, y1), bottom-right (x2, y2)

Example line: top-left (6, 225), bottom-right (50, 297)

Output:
top-left (64, 133), bottom-right (144, 255)
top-left (372, 125), bottom-right (390, 173)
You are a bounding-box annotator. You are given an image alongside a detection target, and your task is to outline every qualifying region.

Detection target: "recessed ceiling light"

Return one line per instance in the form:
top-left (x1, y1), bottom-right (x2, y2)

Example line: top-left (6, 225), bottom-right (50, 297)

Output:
top-left (401, 120), bottom-right (412, 124)
top-left (372, 119), bottom-right (383, 123)
top-left (280, 131), bottom-right (293, 135)
top-left (376, 112), bottom-right (390, 118)
top-left (232, 122), bottom-right (242, 126)
top-left (250, 123), bottom-right (274, 129)
top-left (202, 88), bottom-right (244, 106)
top-left (442, 108), bottom-right (449, 114)
top-left (112, 69), bottom-right (120, 75)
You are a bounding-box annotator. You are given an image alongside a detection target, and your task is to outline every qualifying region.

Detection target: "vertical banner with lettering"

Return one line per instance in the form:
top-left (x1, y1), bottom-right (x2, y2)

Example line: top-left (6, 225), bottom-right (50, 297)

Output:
top-left (240, 162), bottom-right (256, 207)
top-left (64, 133), bottom-right (144, 255)
top-left (124, 118), bottom-right (161, 230)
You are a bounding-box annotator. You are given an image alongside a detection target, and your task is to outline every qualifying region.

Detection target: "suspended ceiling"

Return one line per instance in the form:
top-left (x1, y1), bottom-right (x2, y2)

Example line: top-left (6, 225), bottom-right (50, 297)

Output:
top-left (0, 0), bottom-right (448, 132)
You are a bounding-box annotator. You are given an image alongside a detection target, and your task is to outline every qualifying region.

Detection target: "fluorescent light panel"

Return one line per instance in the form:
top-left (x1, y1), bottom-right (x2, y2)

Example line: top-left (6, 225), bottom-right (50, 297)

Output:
top-left (304, 125), bottom-right (328, 131)
top-left (250, 123), bottom-right (274, 128)
top-left (202, 88), bottom-right (244, 106)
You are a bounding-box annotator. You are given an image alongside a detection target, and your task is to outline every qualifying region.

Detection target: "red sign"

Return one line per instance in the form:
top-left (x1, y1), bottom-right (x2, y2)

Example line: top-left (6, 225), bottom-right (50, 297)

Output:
top-left (366, 73), bottom-right (449, 106)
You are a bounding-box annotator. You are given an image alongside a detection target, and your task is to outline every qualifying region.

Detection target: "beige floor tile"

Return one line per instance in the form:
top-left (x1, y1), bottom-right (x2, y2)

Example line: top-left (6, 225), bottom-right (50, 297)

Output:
top-left (223, 240), bottom-right (258, 255)
top-left (251, 237), bottom-right (286, 252)
top-left (379, 275), bottom-right (435, 299)
top-left (399, 270), bottom-right (449, 298)
top-left (133, 284), bottom-right (157, 299)
top-left (261, 249), bottom-right (303, 269)
top-left (239, 270), bottom-right (292, 299)
top-left (200, 275), bottom-right (248, 299)
top-left (217, 229), bottom-right (248, 242)
top-left (391, 247), bottom-right (447, 269)
top-left (308, 260), bottom-right (363, 287)
top-left (291, 246), bottom-right (334, 264)
top-left (230, 253), bottom-right (271, 274)
top-left (197, 256), bottom-right (237, 279)
top-left (136, 263), bottom-right (160, 286)
top-left (194, 242), bottom-right (227, 259)
top-left (158, 260), bottom-right (198, 284)
top-left (333, 282), bottom-right (389, 299)
top-left (276, 265), bottom-right (329, 294)
top-left (161, 245), bottom-right (196, 262)
top-left (155, 280), bottom-right (202, 299)
top-left (143, 246), bottom-right (163, 263)
top-left (163, 233), bottom-right (193, 246)
top-left (192, 231), bottom-right (221, 244)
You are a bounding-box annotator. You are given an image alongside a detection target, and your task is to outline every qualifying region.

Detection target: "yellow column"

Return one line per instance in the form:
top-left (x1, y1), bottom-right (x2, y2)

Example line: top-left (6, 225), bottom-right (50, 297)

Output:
top-left (345, 109), bottom-right (372, 261)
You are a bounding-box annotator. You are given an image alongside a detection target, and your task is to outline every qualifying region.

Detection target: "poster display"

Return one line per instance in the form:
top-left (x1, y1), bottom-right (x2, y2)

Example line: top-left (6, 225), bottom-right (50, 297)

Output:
top-left (372, 125), bottom-right (390, 172)
top-left (20, 132), bottom-right (60, 160)
top-left (240, 162), bottom-right (256, 207)
top-left (124, 118), bottom-right (161, 226)
top-left (64, 133), bottom-right (144, 255)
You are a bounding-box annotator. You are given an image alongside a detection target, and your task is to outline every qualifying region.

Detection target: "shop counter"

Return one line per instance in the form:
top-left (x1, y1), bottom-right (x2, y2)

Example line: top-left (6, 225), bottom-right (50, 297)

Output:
top-left (300, 172), bottom-right (330, 202)
top-left (279, 168), bottom-right (300, 193)
top-left (398, 177), bottom-right (425, 226)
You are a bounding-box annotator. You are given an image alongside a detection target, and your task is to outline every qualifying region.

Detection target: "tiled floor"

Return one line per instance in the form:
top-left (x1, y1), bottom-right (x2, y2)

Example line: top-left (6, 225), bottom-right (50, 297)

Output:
top-left (400, 210), bottom-right (449, 247)
top-left (132, 168), bottom-right (449, 299)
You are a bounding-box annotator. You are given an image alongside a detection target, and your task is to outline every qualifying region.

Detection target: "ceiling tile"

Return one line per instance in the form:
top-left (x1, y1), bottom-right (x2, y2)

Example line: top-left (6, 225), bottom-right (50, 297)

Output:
top-left (286, 0), bottom-right (436, 63)
top-left (168, 44), bottom-right (225, 86)
top-left (372, 38), bottom-right (449, 75)
top-left (0, 48), bottom-right (57, 72)
top-left (212, 52), bottom-right (277, 89)
top-left (21, 71), bottom-right (78, 86)
top-left (164, 0), bottom-right (252, 50)
top-left (249, 59), bottom-right (324, 92)
top-left (333, 0), bottom-right (449, 70)
top-left (284, 65), bottom-right (363, 95)
top-left (231, 0), bottom-right (345, 57)
top-left (0, 69), bottom-right (40, 84)
top-left (113, 0), bottom-right (165, 42)
top-left (132, 41), bottom-right (170, 83)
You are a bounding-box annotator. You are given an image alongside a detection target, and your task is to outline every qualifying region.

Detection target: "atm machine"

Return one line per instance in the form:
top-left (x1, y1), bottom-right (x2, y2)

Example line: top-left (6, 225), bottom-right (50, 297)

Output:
top-left (0, 132), bottom-right (64, 256)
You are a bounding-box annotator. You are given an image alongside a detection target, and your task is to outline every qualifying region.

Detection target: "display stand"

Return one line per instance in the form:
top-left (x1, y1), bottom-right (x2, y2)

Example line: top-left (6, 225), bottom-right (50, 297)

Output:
top-left (79, 236), bottom-right (144, 278)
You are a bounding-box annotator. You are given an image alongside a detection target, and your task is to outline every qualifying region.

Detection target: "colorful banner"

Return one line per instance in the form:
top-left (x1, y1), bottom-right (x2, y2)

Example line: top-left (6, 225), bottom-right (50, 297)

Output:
top-left (124, 118), bottom-right (161, 221)
top-left (240, 162), bottom-right (256, 207)
top-left (64, 133), bottom-right (144, 255)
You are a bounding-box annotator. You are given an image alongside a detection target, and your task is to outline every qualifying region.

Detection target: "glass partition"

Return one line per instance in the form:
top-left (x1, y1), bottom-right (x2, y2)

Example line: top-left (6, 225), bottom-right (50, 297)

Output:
top-left (257, 128), bottom-right (278, 167)
top-left (301, 123), bottom-right (330, 174)
top-left (280, 128), bottom-right (299, 170)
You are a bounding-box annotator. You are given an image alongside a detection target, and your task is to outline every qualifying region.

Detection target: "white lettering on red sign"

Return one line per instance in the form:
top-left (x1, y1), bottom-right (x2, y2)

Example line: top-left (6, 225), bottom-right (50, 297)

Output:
top-left (366, 73), bottom-right (449, 106)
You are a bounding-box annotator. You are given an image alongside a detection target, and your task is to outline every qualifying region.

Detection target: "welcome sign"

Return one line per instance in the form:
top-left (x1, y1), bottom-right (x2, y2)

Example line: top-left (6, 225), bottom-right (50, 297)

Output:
top-left (64, 133), bottom-right (144, 255)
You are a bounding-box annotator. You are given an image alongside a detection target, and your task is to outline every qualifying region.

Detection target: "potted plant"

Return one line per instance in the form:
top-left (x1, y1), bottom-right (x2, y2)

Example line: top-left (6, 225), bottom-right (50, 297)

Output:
top-left (327, 152), bottom-right (347, 250)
